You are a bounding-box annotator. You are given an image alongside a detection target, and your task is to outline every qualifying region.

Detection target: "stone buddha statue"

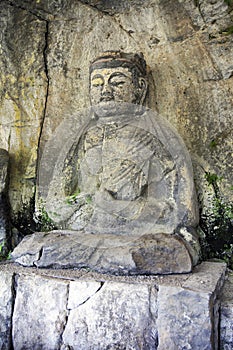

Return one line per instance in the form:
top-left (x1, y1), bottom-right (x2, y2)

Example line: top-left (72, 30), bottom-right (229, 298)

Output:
top-left (12, 51), bottom-right (200, 275)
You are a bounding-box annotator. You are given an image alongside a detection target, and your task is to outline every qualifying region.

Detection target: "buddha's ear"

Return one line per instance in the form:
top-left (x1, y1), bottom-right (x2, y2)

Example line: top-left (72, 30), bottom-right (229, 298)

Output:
top-left (138, 77), bottom-right (148, 104)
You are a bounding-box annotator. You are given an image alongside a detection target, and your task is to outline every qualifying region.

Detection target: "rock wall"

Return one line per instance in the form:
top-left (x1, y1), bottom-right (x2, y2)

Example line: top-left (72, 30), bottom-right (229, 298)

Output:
top-left (0, 261), bottom-right (230, 349)
top-left (0, 149), bottom-right (10, 251)
top-left (0, 0), bottom-right (48, 227)
top-left (0, 0), bottom-right (232, 234)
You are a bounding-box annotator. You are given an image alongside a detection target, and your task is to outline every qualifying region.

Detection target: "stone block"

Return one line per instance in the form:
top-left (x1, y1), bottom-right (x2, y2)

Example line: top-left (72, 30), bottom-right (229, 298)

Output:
top-left (157, 262), bottom-right (226, 350)
top-left (12, 273), bottom-right (69, 349)
top-left (221, 305), bottom-right (233, 350)
top-left (68, 280), bottom-right (102, 309)
top-left (0, 270), bottom-right (14, 350)
top-left (0, 261), bottom-right (228, 349)
top-left (62, 281), bottom-right (158, 350)
top-left (158, 286), bottom-right (214, 350)
top-left (220, 271), bottom-right (233, 350)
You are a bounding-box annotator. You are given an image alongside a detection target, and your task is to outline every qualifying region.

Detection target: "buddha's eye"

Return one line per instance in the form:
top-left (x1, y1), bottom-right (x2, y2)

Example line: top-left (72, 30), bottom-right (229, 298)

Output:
top-left (91, 77), bottom-right (104, 87)
top-left (110, 80), bottom-right (126, 87)
top-left (109, 73), bottom-right (131, 87)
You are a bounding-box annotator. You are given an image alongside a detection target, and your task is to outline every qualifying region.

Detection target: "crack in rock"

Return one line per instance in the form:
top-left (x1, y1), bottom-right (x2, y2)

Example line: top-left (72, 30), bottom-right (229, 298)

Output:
top-left (67, 280), bottom-right (105, 309)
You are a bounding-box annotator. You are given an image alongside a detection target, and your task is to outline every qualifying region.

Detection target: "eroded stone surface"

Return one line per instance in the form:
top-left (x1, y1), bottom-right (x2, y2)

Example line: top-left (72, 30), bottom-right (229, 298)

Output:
top-left (220, 271), bottom-right (233, 350)
top-left (0, 270), bottom-right (14, 350)
top-left (0, 149), bottom-right (10, 250)
top-left (0, 261), bottom-right (229, 350)
top-left (0, 262), bottom-right (228, 350)
top-left (63, 281), bottom-right (157, 350)
top-left (11, 230), bottom-right (194, 275)
top-left (0, 1), bottom-right (47, 222)
top-left (68, 280), bottom-right (102, 308)
top-left (157, 261), bottom-right (227, 350)
top-left (41, 106), bottom-right (199, 235)
top-left (158, 286), bottom-right (214, 350)
top-left (0, 149), bottom-right (9, 194)
top-left (12, 274), bottom-right (68, 349)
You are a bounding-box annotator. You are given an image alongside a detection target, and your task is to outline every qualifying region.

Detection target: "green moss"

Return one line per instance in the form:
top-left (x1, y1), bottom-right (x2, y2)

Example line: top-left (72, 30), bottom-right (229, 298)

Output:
top-left (85, 195), bottom-right (92, 204)
top-left (0, 242), bottom-right (4, 261)
top-left (65, 189), bottom-right (81, 205)
top-left (205, 172), bottom-right (222, 186)
top-left (209, 139), bottom-right (217, 149)
top-left (224, 0), bottom-right (233, 6)
top-left (221, 26), bottom-right (233, 35)
top-left (35, 206), bottom-right (57, 232)
top-left (66, 190), bottom-right (92, 206)
top-left (0, 241), bottom-right (10, 261)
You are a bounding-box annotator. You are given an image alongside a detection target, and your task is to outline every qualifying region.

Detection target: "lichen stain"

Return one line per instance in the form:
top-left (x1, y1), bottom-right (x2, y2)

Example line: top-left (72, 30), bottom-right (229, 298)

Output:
top-left (3, 89), bottom-right (42, 203)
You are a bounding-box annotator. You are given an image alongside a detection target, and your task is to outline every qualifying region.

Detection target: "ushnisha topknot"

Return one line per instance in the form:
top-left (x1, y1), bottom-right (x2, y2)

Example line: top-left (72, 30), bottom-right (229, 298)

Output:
top-left (90, 51), bottom-right (147, 78)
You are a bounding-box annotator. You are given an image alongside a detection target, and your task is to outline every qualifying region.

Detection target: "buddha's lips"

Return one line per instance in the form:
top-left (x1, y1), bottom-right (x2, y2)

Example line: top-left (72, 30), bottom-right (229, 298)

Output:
top-left (100, 97), bottom-right (114, 102)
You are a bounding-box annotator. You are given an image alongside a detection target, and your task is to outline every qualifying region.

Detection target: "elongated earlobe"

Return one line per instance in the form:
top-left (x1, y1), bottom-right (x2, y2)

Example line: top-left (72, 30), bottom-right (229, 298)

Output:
top-left (138, 77), bottom-right (148, 105)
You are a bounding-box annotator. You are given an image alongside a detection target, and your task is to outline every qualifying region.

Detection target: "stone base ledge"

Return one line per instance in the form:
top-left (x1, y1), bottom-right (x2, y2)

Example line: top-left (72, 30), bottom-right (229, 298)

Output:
top-left (0, 261), bottom-right (228, 350)
top-left (11, 230), bottom-right (198, 275)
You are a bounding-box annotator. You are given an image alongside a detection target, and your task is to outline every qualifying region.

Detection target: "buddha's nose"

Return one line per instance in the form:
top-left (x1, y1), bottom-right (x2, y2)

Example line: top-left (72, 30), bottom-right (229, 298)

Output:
top-left (101, 82), bottom-right (113, 96)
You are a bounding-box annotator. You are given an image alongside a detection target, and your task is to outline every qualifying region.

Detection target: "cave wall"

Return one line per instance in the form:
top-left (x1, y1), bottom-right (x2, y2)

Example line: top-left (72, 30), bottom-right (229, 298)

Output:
top-left (0, 0), bottom-right (232, 233)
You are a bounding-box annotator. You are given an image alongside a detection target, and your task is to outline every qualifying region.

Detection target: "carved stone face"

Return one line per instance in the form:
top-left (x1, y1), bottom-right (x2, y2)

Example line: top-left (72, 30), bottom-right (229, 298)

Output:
top-left (90, 66), bottom-right (147, 117)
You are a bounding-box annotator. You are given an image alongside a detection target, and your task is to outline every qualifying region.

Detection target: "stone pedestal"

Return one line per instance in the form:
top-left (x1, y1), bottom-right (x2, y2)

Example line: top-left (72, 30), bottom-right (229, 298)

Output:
top-left (220, 271), bottom-right (233, 350)
top-left (0, 261), bottom-right (228, 349)
top-left (11, 230), bottom-right (199, 275)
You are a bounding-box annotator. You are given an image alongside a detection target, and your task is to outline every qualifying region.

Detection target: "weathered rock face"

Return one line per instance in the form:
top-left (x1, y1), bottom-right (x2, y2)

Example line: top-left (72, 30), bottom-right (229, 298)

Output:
top-left (0, 149), bottom-right (10, 252)
top-left (0, 261), bottom-right (229, 349)
top-left (0, 1), bottom-right (47, 225)
top-left (0, 0), bottom-right (232, 234)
